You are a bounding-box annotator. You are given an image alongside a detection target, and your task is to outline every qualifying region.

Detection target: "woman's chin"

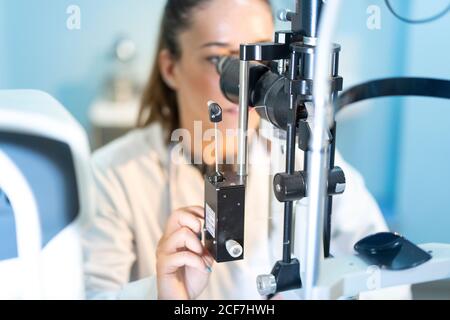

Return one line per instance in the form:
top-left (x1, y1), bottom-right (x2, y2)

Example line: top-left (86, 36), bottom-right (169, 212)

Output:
top-left (219, 119), bottom-right (239, 132)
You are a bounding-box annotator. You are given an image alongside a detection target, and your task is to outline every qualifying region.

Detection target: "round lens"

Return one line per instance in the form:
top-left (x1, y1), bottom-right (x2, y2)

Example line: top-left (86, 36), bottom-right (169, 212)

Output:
top-left (355, 232), bottom-right (402, 253)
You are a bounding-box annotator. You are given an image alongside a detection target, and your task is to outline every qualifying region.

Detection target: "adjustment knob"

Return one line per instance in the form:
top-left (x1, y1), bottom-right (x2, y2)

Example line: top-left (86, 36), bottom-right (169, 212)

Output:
top-left (256, 274), bottom-right (277, 296)
top-left (328, 166), bottom-right (346, 195)
top-left (277, 9), bottom-right (294, 22)
top-left (273, 171), bottom-right (307, 202)
top-left (226, 240), bottom-right (243, 258)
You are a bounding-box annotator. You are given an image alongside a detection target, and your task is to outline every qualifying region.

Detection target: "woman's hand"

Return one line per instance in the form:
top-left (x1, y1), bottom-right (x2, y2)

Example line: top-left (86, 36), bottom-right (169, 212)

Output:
top-left (156, 206), bottom-right (214, 300)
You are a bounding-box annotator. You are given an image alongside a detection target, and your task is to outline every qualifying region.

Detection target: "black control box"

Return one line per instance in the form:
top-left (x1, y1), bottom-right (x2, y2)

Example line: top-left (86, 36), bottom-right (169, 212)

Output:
top-left (204, 172), bottom-right (245, 263)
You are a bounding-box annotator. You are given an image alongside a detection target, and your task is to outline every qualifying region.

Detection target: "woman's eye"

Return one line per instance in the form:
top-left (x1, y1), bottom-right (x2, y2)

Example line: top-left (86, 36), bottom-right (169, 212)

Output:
top-left (206, 56), bottom-right (221, 66)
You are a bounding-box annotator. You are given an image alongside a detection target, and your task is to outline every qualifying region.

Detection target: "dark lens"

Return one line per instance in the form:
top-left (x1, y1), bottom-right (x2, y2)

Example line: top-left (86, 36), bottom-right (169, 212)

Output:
top-left (354, 232), bottom-right (432, 270)
top-left (357, 232), bottom-right (401, 250)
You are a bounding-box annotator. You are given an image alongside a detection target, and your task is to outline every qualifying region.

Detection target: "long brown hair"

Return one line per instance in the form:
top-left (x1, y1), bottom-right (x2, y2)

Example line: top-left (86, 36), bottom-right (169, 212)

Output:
top-left (138, 0), bottom-right (272, 142)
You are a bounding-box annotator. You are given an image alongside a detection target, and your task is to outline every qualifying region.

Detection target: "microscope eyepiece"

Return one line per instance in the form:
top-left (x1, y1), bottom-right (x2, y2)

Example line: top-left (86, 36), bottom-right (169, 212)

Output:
top-left (216, 56), bottom-right (231, 75)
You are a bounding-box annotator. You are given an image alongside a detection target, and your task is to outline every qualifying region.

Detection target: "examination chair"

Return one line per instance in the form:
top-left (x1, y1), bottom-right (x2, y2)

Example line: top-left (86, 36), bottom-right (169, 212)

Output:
top-left (0, 90), bottom-right (92, 299)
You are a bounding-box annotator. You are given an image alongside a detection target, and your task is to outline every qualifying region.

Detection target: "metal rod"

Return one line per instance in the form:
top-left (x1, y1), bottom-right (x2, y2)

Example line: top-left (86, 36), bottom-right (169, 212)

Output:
top-left (215, 122), bottom-right (219, 174)
top-left (323, 123), bottom-right (336, 258)
top-left (305, 0), bottom-right (342, 300)
top-left (283, 108), bottom-right (297, 263)
top-left (323, 46), bottom-right (340, 258)
top-left (238, 60), bottom-right (250, 176)
top-left (282, 51), bottom-right (299, 263)
top-left (295, 0), bottom-right (323, 38)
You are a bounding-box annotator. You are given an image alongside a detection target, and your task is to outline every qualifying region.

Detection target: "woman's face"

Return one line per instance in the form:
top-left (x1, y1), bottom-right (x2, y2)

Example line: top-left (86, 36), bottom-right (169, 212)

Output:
top-left (160, 0), bottom-right (274, 163)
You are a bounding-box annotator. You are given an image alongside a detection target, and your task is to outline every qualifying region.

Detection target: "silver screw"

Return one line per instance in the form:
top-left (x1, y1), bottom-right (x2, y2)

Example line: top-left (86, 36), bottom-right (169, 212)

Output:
top-left (275, 184), bottom-right (282, 193)
top-left (256, 274), bottom-right (277, 296)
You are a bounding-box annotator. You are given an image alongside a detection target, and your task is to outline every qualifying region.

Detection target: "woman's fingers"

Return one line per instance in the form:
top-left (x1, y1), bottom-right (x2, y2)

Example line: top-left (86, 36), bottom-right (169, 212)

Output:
top-left (157, 206), bottom-right (212, 275)
top-left (160, 227), bottom-right (204, 255)
top-left (171, 206), bottom-right (203, 220)
top-left (165, 207), bottom-right (204, 236)
top-left (157, 207), bottom-right (212, 300)
top-left (183, 206), bottom-right (204, 218)
top-left (202, 252), bottom-right (215, 268)
top-left (159, 251), bottom-right (210, 275)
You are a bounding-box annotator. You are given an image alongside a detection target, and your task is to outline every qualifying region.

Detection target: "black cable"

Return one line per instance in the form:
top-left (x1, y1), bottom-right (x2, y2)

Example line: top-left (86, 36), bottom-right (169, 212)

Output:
top-left (336, 77), bottom-right (450, 113)
top-left (385, 0), bottom-right (450, 24)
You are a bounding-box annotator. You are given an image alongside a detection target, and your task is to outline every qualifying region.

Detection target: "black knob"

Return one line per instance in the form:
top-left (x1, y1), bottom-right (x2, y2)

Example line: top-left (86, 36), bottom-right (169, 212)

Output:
top-left (273, 171), bottom-right (307, 202)
top-left (208, 101), bottom-right (222, 123)
top-left (327, 166), bottom-right (346, 195)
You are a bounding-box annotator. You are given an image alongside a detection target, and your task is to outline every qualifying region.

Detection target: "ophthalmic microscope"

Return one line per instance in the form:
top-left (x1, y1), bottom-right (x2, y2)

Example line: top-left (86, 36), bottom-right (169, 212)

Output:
top-left (204, 0), bottom-right (450, 299)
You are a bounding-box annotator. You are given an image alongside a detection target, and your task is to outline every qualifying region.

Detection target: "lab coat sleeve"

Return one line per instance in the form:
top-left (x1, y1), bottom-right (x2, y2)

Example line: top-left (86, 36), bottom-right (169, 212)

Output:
top-left (331, 151), bottom-right (388, 256)
top-left (82, 157), bottom-right (158, 300)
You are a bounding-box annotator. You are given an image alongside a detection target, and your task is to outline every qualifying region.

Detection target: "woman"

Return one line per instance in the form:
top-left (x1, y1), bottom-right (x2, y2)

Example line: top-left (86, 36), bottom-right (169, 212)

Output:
top-left (83, 0), bottom-right (406, 300)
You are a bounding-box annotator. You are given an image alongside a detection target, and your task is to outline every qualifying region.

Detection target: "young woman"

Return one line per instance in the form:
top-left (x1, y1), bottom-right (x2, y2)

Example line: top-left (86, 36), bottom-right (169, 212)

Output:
top-left (83, 0), bottom-right (407, 300)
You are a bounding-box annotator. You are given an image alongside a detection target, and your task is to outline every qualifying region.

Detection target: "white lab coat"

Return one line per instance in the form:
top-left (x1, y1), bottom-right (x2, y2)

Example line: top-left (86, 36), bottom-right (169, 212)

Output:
top-left (82, 123), bottom-right (410, 300)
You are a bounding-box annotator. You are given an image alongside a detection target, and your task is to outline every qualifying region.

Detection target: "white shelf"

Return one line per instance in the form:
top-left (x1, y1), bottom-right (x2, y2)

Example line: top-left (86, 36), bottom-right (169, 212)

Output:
top-left (89, 99), bottom-right (140, 128)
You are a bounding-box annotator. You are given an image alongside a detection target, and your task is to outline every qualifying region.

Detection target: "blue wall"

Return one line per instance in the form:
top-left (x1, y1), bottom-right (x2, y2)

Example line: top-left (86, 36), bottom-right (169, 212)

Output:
top-left (332, 0), bottom-right (409, 217)
top-left (0, 0), bottom-right (165, 127)
top-left (0, 3), bottom-right (6, 88)
top-left (395, 1), bottom-right (450, 243)
top-left (331, 0), bottom-right (450, 243)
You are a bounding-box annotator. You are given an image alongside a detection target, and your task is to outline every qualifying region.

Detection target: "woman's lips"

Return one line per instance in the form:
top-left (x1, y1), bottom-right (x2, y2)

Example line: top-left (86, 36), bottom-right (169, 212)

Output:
top-left (223, 107), bottom-right (256, 115)
top-left (224, 107), bottom-right (239, 115)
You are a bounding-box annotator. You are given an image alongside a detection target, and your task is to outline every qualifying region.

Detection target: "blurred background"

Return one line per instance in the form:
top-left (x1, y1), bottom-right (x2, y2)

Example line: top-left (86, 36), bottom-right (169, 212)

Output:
top-left (0, 0), bottom-right (449, 298)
